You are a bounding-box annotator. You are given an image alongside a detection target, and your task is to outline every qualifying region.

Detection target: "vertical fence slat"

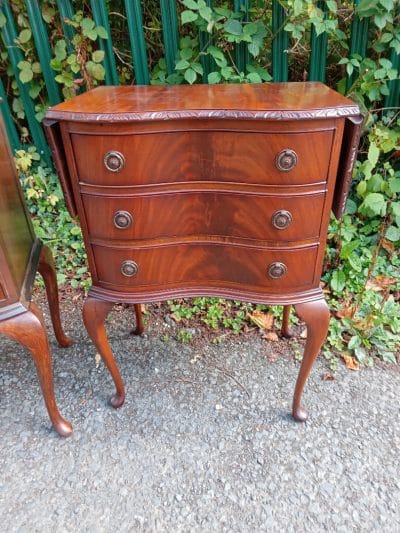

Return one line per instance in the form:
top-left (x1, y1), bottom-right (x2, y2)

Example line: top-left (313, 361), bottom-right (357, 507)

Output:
top-left (347, 0), bottom-right (369, 90)
top-left (234, 0), bottom-right (250, 73)
top-left (160, 0), bottom-right (179, 75)
top-left (272, 0), bottom-right (288, 82)
top-left (309, 1), bottom-right (328, 82)
top-left (385, 48), bottom-right (400, 109)
top-left (56, 0), bottom-right (75, 52)
top-left (90, 0), bottom-right (119, 85)
top-left (25, 0), bottom-right (60, 105)
top-left (124, 0), bottom-right (149, 85)
top-left (0, 77), bottom-right (21, 151)
top-left (199, 0), bottom-right (213, 82)
top-left (0, 2), bottom-right (50, 160)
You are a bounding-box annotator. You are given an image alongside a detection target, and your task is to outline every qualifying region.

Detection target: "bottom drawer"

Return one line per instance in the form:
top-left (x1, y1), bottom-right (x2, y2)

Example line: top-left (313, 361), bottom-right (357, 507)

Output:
top-left (92, 242), bottom-right (318, 293)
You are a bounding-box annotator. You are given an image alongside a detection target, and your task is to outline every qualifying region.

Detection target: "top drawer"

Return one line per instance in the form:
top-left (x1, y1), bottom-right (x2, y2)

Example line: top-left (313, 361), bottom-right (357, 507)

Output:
top-left (70, 129), bottom-right (334, 187)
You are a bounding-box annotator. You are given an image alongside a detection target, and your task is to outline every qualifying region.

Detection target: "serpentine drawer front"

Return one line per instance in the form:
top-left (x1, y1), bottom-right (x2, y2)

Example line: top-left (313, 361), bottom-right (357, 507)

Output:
top-left (45, 82), bottom-right (362, 422)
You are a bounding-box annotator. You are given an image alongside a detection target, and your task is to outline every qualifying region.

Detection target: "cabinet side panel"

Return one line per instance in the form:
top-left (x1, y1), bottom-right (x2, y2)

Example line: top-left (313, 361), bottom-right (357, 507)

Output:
top-left (0, 116), bottom-right (34, 292)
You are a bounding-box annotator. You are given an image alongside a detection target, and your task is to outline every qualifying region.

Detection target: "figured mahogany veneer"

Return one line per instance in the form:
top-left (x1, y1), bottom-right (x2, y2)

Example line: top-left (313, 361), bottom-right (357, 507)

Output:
top-left (45, 82), bottom-right (362, 422)
top-left (0, 113), bottom-right (72, 437)
top-left (70, 128), bottom-right (334, 186)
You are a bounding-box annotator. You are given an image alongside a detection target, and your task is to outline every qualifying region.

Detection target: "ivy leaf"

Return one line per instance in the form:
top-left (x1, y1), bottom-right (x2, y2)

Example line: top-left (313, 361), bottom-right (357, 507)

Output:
top-left (86, 29), bottom-right (98, 41)
top-left (208, 71), bottom-right (221, 84)
top-left (81, 18), bottom-right (95, 32)
top-left (331, 270), bottom-right (346, 293)
top-left (359, 192), bottom-right (387, 217)
top-left (326, 0), bottom-right (337, 13)
top-left (199, 6), bottom-right (212, 22)
top-left (191, 62), bottom-right (203, 75)
top-left (374, 13), bottom-right (389, 30)
top-left (19, 29), bottom-right (32, 43)
top-left (368, 141), bottom-right (380, 169)
top-left (224, 19), bottom-right (242, 36)
top-left (54, 39), bottom-right (67, 61)
top-left (0, 11), bottom-right (6, 28)
top-left (381, 351), bottom-right (397, 364)
top-left (29, 83), bottom-right (41, 99)
top-left (246, 72), bottom-right (262, 83)
top-left (50, 58), bottom-right (63, 72)
top-left (175, 59), bottom-right (190, 70)
top-left (380, 0), bottom-right (394, 9)
top-left (207, 46), bottom-right (225, 61)
top-left (348, 253), bottom-right (362, 272)
top-left (181, 10), bottom-right (198, 24)
top-left (86, 61), bottom-right (105, 81)
top-left (184, 68), bottom-right (197, 84)
top-left (388, 177), bottom-right (400, 194)
top-left (92, 50), bottom-right (105, 63)
top-left (182, 0), bottom-right (199, 9)
top-left (242, 22), bottom-right (257, 35)
top-left (248, 41), bottom-right (260, 58)
top-left (357, 0), bottom-right (379, 18)
top-left (42, 5), bottom-right (55, 23)
top-left (96, 26), bottom-right (108, 39)
top-left (180, 48), bottom-right (193, 60)
top-left (293, 0), bottom-right (304, 16)
top-left (19, 67), bottom-right (33, 83)
top-left (385, 225), bottom-right (400, 242)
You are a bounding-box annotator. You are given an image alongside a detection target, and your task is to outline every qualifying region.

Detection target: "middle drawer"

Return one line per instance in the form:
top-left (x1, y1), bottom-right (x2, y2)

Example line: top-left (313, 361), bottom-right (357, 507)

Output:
top-left (81, 191), bottom-right (326, 243)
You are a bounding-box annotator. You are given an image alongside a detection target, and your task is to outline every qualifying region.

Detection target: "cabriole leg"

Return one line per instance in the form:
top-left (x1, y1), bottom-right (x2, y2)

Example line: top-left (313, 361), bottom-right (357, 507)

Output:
top-left (292, 298), bottom-right (330, 422)
top-left (82, 296), bottom-right (125, 408)
top-left (38, 244), bottom-right (73, 348)
top-left (0, 303), bottom-right (73, 437)
top-left (132, 303), bottom-right (144, 335)
top-left (281, 304), bottom-right (291, 337)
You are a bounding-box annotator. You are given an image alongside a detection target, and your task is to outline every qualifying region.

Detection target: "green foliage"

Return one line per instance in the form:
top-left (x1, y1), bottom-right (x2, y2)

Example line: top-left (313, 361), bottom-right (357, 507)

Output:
top-left (14, 149), bottom-right (89, 288)
top-left (151, 1), bottom-right (271, 85)
top-left (49, 11), bottom-right (108, 98)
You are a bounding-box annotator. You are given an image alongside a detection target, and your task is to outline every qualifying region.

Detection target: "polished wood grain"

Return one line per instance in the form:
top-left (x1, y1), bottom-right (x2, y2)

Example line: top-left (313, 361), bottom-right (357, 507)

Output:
top-left (292, 298), bottom-right (330, 421)
top-left (92, 242), bottom-right (319, 292)
top-left (46, 82), bottom-right (360, 122)
top-left (45, 83), bottom-right (362, 422)
top-left (82, 296), bottom-right (125, 408)
top-left (82, 191), bottom-right (326, 243)
top-left (0, 303), bottom-right (73, 437)
top-left (71, 129), bottom-right (333, 186)
top-left (38, 244), bottom-right (73, 348)
top-left (0, 115), bottom-right (72, 437)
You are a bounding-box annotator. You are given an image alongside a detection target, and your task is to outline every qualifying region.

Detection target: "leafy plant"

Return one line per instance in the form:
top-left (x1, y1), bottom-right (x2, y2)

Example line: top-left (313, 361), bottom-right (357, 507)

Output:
top-left (49, 10), bottom-right (108, 98)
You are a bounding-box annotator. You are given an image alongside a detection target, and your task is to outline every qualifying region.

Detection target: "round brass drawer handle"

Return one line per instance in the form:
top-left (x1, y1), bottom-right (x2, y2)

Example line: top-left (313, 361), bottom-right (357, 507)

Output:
top-left (113, 210), bottom-right (133, 229)
top-left (272, 210), bottom-right (293, 230)
top-left (121, 260), bottom-right (138, 277)
top-left (267, 262), bottom-right (287, 279)
top-left (276, 149), bottom-right (298, 171)
top-left (104, 151), bottom-right (125, 172)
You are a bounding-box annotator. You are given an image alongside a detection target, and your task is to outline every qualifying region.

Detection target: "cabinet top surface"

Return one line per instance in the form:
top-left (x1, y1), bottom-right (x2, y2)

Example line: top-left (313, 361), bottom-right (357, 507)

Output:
top-left (46, 82), bottom-right (360, 123)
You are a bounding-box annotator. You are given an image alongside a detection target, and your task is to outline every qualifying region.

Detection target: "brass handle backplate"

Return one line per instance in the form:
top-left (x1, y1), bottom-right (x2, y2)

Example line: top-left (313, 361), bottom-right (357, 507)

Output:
top-left (267, 262), bottom-right (287, 279)
top-left (113, 210), bottom-right (133, 229)
top-left (121, 260), bottom-right (138, 277)
top-left (276, 149), bottom-right (298, 171)
top-left (104, 151), bottom-right (125, 172)
top-left (272, 210), bottom-right (293, 230)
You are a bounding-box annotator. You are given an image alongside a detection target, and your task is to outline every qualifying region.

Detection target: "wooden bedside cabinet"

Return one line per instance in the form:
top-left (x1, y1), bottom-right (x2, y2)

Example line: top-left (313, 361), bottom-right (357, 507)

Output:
top-left (0, 112), bottom-right (72, 437)
top-left (45, 82), bottom-right (362, 421)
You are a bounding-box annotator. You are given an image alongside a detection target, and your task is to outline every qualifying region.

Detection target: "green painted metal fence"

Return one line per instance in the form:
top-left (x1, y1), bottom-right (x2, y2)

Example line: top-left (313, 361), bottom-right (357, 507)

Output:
top-left (0, 1), bottom-right (399, 158)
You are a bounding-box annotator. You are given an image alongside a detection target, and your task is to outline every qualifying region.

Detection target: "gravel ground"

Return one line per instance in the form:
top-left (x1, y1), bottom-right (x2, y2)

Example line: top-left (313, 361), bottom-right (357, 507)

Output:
top-left (0, 294), bottom-right (399, 532)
